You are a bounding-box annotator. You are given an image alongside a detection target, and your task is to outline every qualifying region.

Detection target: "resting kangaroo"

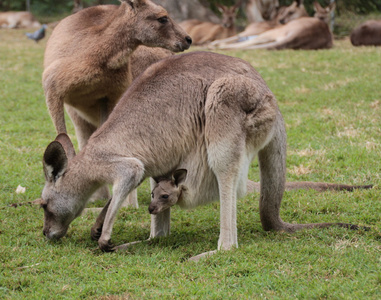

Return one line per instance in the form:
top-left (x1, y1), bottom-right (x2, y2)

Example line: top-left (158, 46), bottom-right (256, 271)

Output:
top-left (39, 52), bottom-right (368, 260)
top-left (210, 1), bottom-right (334, 50)
top-left (350, 20), bottom-right (381, 46)
top-left (43, 0), bottom-right (191, 204)
top-left (0, 11), bottom-right (41, 28)
top-left (209, 0), bottom-right (309, 48)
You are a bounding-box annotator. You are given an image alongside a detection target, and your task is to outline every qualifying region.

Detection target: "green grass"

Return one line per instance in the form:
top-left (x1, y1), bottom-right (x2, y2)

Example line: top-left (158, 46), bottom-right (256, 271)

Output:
top-left (0, 28), bottom-right (380, 299)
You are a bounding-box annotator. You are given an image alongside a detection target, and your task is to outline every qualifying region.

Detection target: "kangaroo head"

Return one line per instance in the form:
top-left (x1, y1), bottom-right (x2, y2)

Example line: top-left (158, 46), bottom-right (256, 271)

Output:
top-left (217, 3), bottom-right (239, 29)
top-left (277, 0), bottom-right (307, 24)
top-left (313, 1), bottom-right (335, 24)
top-left (121, 0), bottom-right (192, 52)
top-left (148, 169), bottom-right (187, 214)
top-left (40, 134), bottom-right (86, 240)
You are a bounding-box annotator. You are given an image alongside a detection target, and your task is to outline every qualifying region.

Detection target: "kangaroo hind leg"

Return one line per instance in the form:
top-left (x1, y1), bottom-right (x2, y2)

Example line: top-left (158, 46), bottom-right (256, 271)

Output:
top-left (203, 76), bottom-right (278, 255)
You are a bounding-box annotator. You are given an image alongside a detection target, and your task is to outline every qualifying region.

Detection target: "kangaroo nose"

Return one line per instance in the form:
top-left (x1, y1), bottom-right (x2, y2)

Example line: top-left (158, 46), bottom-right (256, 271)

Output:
top-left (185, 36), bottom-right (192, 45)
top-left (148, 204), bottom-right (158, 214)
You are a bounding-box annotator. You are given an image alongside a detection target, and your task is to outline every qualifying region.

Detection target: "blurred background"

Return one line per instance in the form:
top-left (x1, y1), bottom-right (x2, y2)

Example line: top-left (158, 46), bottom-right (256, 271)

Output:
top-left (1, 0), bottom-right (381, 37)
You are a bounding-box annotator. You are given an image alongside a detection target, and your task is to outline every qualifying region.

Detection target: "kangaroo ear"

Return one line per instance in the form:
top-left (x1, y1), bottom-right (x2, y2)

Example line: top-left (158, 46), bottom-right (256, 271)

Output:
top-left (121, 0), bottom-right (143, 10)
top-left (233, 1), bottom-right (242, 11)
top-left (43, 140), bottom-right (68, 182)
top-left (313, 1), bottom-right (322, 12)
top-left (216, 4), bottom-right (225, 13)
top-left (328, 2), bottom-right (336, 12)
top-left (172, 169), bottom-right (187, 186)
top-left (296, 0), bottom-right (303, 7)
top-left (55, 133), bottom-right (76, 160)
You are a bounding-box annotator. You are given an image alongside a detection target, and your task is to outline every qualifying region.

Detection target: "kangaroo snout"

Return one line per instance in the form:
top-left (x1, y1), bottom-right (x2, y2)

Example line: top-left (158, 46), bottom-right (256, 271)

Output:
top-left (43, 226), bottom-right (67, 240)
top-left (148, 204), bottom-right (158, 215)
top-left (185, 36), bottom-right (192, 46)
top-left (177, 36), bottom-right (192, 51)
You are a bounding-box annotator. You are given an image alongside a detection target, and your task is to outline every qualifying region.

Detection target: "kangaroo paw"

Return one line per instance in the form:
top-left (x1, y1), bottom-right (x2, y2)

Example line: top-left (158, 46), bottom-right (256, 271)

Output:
top-left (98, 238), bottom-right (115, 252)
top-left (91, 225), bottom-right (103, 241)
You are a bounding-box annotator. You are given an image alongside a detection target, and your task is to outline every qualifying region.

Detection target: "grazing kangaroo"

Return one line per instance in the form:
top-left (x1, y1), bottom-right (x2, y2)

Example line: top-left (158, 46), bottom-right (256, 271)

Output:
top-left (39, 52), bottom-right (368, 260)
top-left (43, 0), bottom-right (191, 205)
top-left (209, 0), bottom-right (309, 48)
top-left (149, 170), bottom-right (372, 215)
top-left (350, 20), bottom-right (381, 46)
top-left (179, 3), bottom-right (240, 45)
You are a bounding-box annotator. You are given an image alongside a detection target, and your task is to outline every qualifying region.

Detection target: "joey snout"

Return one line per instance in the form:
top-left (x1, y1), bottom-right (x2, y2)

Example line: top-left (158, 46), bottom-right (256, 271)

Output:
top-left (148, 203), bottom-right (160, 214)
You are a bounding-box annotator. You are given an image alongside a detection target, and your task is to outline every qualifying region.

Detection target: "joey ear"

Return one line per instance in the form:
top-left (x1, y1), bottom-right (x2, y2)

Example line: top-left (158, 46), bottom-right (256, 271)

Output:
top-left (43, 140), bottom-right (68, 182)
top-left (172, 169), bottom-right (187, 186)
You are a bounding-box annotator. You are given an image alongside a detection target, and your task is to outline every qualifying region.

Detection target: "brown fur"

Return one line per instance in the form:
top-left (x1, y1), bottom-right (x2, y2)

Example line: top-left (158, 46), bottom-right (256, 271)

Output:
top-left (43, 0), bottom-right (191, 138)
top-left (180, 3), bottom-right (239, 45)
top-left (0, 11), bottom-right (40, 29)
top-left (350, 20), bottom-right (381, 46)
top-left (39, 52), bottom-right (369, 260)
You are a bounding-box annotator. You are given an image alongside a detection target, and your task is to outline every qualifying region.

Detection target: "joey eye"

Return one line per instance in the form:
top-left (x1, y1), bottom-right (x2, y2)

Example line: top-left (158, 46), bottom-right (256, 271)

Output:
top-left (161, 194), bottom-right (169, 199)
top-left (157, 16), bottom-right (168, 24)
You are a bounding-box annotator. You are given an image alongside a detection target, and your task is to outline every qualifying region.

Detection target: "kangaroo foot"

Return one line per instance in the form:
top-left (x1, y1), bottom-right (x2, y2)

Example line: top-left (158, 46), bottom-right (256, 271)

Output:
top-left (114, 240), bottom-right (143, 251)
top-left (188, 250), bottom-right (217, 262)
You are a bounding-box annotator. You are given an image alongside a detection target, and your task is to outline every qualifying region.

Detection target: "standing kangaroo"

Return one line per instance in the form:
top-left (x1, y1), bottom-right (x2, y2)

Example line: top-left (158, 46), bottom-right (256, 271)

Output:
top-left (43, 0), bottom-right (191, 148)
top-left (39, 52), bottom-right (367, 260)
top-left (43, 0), bottom-right (191, 205)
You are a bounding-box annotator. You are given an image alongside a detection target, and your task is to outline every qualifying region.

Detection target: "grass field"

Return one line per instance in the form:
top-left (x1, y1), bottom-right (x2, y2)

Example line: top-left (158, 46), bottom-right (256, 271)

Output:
top-left (0, 27), bottom-right (380, 299)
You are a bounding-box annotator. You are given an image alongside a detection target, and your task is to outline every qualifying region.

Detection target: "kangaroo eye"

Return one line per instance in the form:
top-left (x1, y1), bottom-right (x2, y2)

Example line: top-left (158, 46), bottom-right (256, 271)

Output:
top-left (161, 194), bottom-right (169, 199)
top-left (157, 16), bottom-right (168, 24)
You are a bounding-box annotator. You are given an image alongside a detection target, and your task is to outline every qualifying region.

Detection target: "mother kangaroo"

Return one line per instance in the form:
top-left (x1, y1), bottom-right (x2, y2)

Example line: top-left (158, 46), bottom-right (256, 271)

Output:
top-left (39, 52), bottom-right (365, 261)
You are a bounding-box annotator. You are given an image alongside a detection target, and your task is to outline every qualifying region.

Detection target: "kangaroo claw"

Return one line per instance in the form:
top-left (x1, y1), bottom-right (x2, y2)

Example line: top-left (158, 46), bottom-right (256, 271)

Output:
top-left (98, 239), bottom-right (115, 252)
top-left (90, 226), bottom-right (102, 241)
